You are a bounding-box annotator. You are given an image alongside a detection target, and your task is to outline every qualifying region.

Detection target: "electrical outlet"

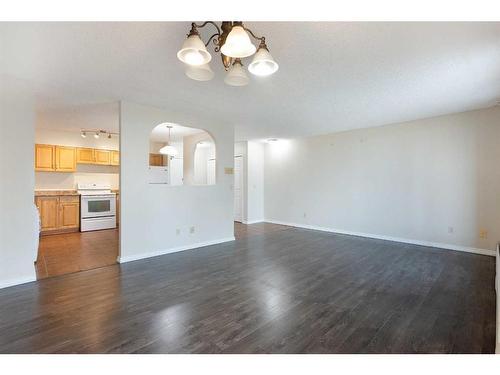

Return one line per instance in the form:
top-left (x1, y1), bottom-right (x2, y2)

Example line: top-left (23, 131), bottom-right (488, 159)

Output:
top-left (190, 226), bottom-right (195, 234)
top-left (479, 229), bottom-right (488, 239)
top-left (448, 227), bottom-right (454, 234)
top-left (176, 228), bottom-right (180, 235)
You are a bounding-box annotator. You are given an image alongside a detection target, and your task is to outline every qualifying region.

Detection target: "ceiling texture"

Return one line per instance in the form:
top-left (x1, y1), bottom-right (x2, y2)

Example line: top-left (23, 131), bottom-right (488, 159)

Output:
top-left (150, 123), bottom-right (204, 143)
top-left (1, 22), bottom-right (500, 140)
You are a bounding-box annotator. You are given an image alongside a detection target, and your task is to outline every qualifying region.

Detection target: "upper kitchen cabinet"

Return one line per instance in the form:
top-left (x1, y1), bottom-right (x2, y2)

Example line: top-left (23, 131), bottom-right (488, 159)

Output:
top-left (76, 147), bottom-right (95, 164)
top-left (77, 147), bottom-right (119, 166)
top-left (111, 150), bottom-right (120, 166)
top-left (149, 153), bottom-right (166, 166)
top-left (35, 144), bottom-right (76, 172)
top-left (36, 144), bottom-right (119, 171)
top-left (35, 144), bottom-right (55, 171)
top-left (94, 149), bottom-right (111, 165)
top-left (55, 146), bottom-right (77, 172)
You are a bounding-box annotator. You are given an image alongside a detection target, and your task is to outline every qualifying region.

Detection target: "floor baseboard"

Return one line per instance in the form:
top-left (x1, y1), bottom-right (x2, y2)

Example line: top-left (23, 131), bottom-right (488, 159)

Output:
top-left (0, 275), bottom-right (37, 290)
top-left (117, 236), bottom-right (236, 264)
top-left (242, 219), bottom-right (265, 225)
top-left (265, 219), bottom-right (496, 257)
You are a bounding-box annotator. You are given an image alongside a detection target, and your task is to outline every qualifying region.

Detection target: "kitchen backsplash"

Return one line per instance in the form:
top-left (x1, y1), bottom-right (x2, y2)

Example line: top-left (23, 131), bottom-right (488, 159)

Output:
top-left (35, 165), bottom-right (119, 190)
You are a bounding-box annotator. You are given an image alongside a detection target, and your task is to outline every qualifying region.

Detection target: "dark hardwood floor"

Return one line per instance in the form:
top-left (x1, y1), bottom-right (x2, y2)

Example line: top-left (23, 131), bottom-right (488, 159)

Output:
top-left (0, 224), bottom-right (495, 353)
top-left (234, 221), bottom-right (291, 239)
top-left (36, 229), bottom-right (119, 279)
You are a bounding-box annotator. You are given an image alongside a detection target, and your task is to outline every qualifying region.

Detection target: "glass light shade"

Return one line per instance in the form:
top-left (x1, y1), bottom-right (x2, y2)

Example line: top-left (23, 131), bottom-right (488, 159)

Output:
top-left (177, 34), bottom-right (212, 66)
top-left (248, 47), bottom-right (279, 76)
top-left (159, 144), bottom-right (179, 156)
top-left (224, 61), bottom-right (249, 86)
top-left (185, 63), bottom-right (214, 81)
top-left (220, 26), bottom-right (256, 58)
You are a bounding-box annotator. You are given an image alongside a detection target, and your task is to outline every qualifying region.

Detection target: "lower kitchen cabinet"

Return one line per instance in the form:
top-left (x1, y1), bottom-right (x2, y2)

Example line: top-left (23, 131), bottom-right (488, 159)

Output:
top-left (58, 196), bottom-right (80, 229)
top-left (35, 195), bottom-right (80, 234)
top-left (35, 196), bottom-right (59, 231)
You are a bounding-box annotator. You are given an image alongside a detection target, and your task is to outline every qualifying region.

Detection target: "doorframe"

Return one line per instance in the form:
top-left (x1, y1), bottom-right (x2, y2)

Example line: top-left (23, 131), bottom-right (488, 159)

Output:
top-left (234, 155), bottom-right (245, 223)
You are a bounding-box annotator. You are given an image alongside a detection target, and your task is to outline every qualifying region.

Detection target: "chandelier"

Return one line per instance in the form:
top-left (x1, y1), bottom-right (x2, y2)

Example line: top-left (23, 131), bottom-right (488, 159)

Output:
top-left (159, 125), bottom-right (178, 157)
top-left (177, 21), bottom-right (279, 86)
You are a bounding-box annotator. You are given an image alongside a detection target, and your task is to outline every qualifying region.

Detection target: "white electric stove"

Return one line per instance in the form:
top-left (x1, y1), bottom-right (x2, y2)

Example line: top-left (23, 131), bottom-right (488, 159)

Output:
top-left (77, 183), bottom-right (116, 232)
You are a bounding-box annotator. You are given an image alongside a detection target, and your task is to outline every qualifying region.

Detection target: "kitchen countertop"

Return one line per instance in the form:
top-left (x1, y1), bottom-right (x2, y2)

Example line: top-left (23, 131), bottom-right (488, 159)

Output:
top-left (35, 189), bottom-right (120, 196)
top-left (35, 190), bottom-right (79, 196)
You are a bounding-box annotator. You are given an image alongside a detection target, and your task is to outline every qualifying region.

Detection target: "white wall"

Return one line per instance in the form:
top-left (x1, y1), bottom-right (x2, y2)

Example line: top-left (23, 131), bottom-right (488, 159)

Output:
top-left (0, 76), bottom-right (37, 288)
top-left (183, 132), bottom-right (215, 186)
top-left (193, 143), bottom-right (216, 185)
top-left (34, 128), bottom-right (119, 190)
top-left (35, 128), bottom-right (119, 149)
top-left (119, 101), bottom-right (234, 263)
top-left (264, 106), bottom-right (500, 254)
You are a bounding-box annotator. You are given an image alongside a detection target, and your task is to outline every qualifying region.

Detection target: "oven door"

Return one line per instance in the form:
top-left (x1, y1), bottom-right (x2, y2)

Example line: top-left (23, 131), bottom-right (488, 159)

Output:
top-left (81, 195), bottom-right (116, 218)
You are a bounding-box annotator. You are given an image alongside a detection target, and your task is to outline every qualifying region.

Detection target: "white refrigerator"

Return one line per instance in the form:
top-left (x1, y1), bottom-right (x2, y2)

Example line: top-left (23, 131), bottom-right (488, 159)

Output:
top-left (148, 166), bottom-right (169, 184)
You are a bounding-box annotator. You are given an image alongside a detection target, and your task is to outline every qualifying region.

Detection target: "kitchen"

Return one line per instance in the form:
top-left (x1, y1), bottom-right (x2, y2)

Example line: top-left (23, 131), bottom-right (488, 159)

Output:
top-left (33, 103), bottom-right (120, 279)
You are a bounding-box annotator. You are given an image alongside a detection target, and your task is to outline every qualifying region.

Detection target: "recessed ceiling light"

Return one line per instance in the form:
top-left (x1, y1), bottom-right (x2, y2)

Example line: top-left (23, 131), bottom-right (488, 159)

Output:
top-left (94, 132), bottom-right (100, 139)
top-left (267, 138), bottom-right (278, 142)
top-left (81, 131), bottom-right (86, 138)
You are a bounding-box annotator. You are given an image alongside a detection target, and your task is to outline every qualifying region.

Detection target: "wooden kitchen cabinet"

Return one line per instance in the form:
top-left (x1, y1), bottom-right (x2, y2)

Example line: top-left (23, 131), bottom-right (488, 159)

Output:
top-left (36, 144), bottom-right (119, 170)
top-left (35, 144), bottom-right (76, 172)
top-left (94, 149), bottom-right (111, 165)
top-left (149, 153), bottom-right (165, 166)
top-left (35, 144), bottom-right (55, 171)
top-left (58, 196), bottom-right (80, 229)
top-left (76, 148), bottom-right (95, 164)
top-left (55, 146), bottom-right (77, 172)
top-left (35, 194), bottom-right (80, 234)
top-left (111, 150), bottom-right (120, 166)
top-left (35, 196), bottom-right (59, 231)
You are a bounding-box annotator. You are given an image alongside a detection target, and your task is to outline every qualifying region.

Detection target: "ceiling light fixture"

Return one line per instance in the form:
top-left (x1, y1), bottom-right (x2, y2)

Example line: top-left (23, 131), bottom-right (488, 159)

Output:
top-left (159, 125), bottom-right (179, 157)
top-left (177, 21), bottom-right (278, 86)
top-left (185, 63), bottom-right (215, 81)
top-left (80, 129), bottom-right (118, 139)
top-left (224, 58), bottom-right (249, 87)
top-left (248, 40), bottom-right (279, 76)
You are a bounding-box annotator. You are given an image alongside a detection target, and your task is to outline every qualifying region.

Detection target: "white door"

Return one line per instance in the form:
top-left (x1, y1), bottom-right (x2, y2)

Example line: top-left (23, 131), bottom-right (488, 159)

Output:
top-left (169, 157), bottom-right (184, 186)
top-left (207, 158), bottom-right (216, 185)
top-left (234, 156), bottom-right (243, 222)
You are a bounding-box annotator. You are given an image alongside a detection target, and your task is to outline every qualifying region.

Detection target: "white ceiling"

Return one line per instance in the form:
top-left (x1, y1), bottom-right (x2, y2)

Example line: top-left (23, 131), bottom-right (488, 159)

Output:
top-left (1, 22), bottom-right (500, 140)
top-left (150, 123), bottom-right (204, 143)
top-left (36, 102), bottom-right (119, 133)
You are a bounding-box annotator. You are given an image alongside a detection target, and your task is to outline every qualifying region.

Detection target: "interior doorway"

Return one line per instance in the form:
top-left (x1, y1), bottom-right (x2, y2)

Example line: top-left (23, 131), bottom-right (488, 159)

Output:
top-left (234, 155), bottom-right (244, 223)
top-left (33, 103), bottom-right (120, 279)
